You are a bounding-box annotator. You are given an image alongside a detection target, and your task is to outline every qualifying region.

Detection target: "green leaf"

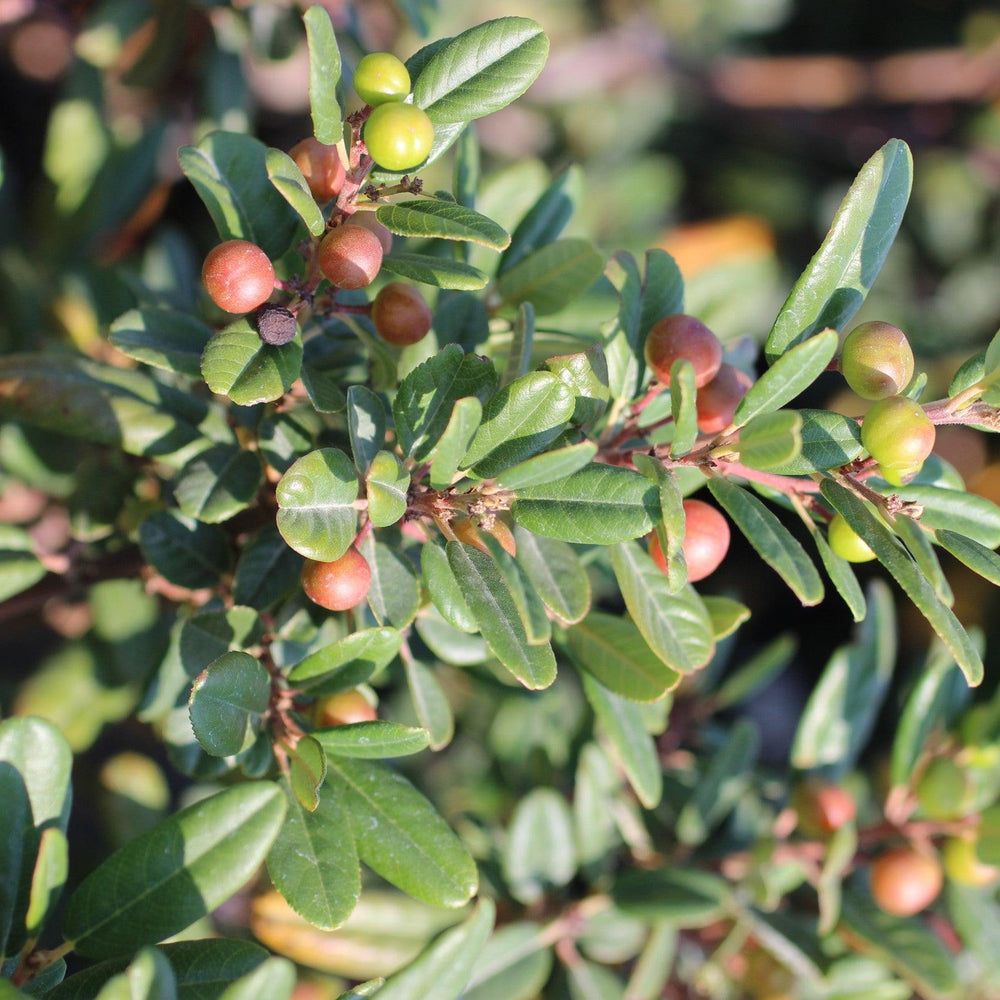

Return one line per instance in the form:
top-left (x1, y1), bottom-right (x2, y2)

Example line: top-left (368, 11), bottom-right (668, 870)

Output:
top-left (412, 18), bottom-right (548, 124)
top-left (362, 539), bottom-right (421, 630)
top-left (543, 344), bottom-right (610, 428)
top-left (233, 526), bottom-right (303, 610)
top-left (93, 947), bottom-right (176, 1000)
top-left (381, 252), bottom-right (488, 290)
top-left (174, 445), bottom-right (262, 524)
top-left (421, 542), bottom-right (477, 633)
top-left (461, 371), bottom-right (574, 478)
top-left (791, 581), bottom-right (896, 772)
top-left (765, 139), bottom-right (912, 362)
top-left (189, 651), bottom-right (271, 757)
top-left (0, 759), bottom-right (32, 961)
top-left (935, 529), bottom-right (1000, 586)
top-left (324, 757), bottom-right (478, 908)
top-left (0, 716), bottom-right (74, 837)
top-left (179, 607), bottom-right (263, 679)
top-left (602, 252), bottom-right (642, 403)
top-left (501, 303), bottom-right (534, 388)
top-left (301, 361), bottom-right (347, 413)
top-left (288, 628), bottom-right (402, 695)
top-left (873, 483), bottom-right (1000, 549)
top-left (676, 719), bottom-right (760, 845)
top-left (766, 409), bottom-right (863, 475)
top-left (513, 526), bottom-right (590, 626)
top-left (947, 882), bottom-right (1000, 983)
top-left (462, 923), bottom-right (554, 1000)
top-left (64, 783), bottom-right (286, 959)
top-left (668, 359), bottom-right (698, 457)
top-left (612, 867), bottom-right (729, 926)
top-left (712, 633), bottom-right (797, 710)
top-left (0, 354), bottom-right (217, 469)
top-left (428, 396), bottom-right (482, 490)
top-left (0, 524), bottom-right (45, 603)
top-left (708, 479), bottom-right (823, 605)
top-left (376, 201), bottom-right (509, 249)
top-left (492, 441), bottom-right (597, 491)
top-left (109, 308), bottom-right (213, 378)
top-left (703, 595), bottom-right (752, 640)
top-left (393, 346), bottom-right (498, 461)
top-left (635, 455), bottom-right (688, 593)
top-left (581, 673), bottom-right (661, 808)
top-left (567, 612), bottom-right (679, 702)
top-left (496, 239), bottom-right (604, 315)
top-left (892, 514), bottom-right (952, 605)
top-left (820, 478), bottom-right (983, 685)
top-left (304, 5), bottom-right (342, 144)
top-left (734, 329), bottom-right (838, 427)
top-left (499, 165), bottom-right (581, 276)
top-left (512, 464), bottom-right (660, 545)
top-left (201, 320), bottom-right (302, 406)
top-left (24, 824), bottom-right (67, 939)
top-left (609, 541), bottom-right (715, 675)
top-left (446, 541), bottom-right (557, 690)
top-left (811, 526), bottom-right (867, 622)
top-left (276, 448), bottom-right (358, 562)
top-left (374, 900), bottom-right (495, 1000)
top-left (839, 888), bottom-right (958, 998)
top-left (265, 148), bottom-right (325, 236)
top-left (139, 510), bottom-right (231, 589)
top-left (267, 777), bottom-right (359, 931)
top-left (637, 249), bottom-right (685, 354)
top-left (347, 386), bottom-right (387, 476)
top-left (217, 958), bottom-right (295, 1000)
top-left (403, 657), bottom-right (454, 750)
top-left (177, 131), bottom-right (302, 259)
top-left (502, 790), bottom-right (576, 904)
top-left (315, 721), bottom-right (430, 759)
top-left (365, 452), bottom-right (410, 528)
top-left (736, 410), bottom-right (802, 471)
top-left (286, 735), bottom-right (326, 812)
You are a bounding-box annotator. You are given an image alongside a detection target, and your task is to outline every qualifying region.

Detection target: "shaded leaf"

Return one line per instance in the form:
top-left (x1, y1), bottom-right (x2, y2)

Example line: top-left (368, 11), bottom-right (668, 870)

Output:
top-left (201, 320), bottom-right (302, 407)
top-left (304, 5), bottom-right (342, 144)
top-left (189, 651), bottom-right (271, 757)
top-left (109, 309), bottom-right (212, 378)
top-left (496, 239), bottom-right (604, 315)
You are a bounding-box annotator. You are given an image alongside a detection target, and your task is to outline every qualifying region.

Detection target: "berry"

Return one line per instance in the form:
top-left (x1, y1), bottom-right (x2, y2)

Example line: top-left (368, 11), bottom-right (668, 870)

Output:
top-left (860, 395), bottom-right (936, 486)
top-left (649, 498), bottom-right (730, 583)
top-left (942, 834), bottom-right (999, 887)
top-left (644, 314), bottom-right (722, 389)
top-left (915, 757), bottom-right (970, 820)
top-left (318, 224), bottom-right (384, 289)
top-left (364, 102), bottom-right (434, 172)
top-left (354, 52), bottom-right (411, 106)
top-left (840, 321), bottom-right (914, 400)
top-left (256, 304), bottom-right (297, 346)
top-left (201, 239), bottom-right (274, 314)
top-left (345, 212), bottom-right (394, 255)
top-left (301, 547), bottom-right (371, 611)
top-left (792, 778), bottom-right (857, 836)
top-left (869, 846), bottom-right (943, 916)
top-left (827, 513), bottom-right (876, 563)
top-left (696, 363), bottom-right (753, 434)
top-left (314, 689), bottom-right (377, 728)
top-left (288, 137), bottom-right (346, 202)
top-left (372, 282), bottom-right (432, 346)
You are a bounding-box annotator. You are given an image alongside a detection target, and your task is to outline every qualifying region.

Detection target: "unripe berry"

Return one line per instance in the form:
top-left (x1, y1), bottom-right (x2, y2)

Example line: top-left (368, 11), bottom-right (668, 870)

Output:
top-left (202, 239), bottom-right (274, 314)
top-left (345, 212), bottom-right (394, 255)
top-left (354, 52), bottom-right (411, 106)
top-left (644, 314), bottom-right (722, 389)
top-left (314, 689), bottom-right (377, 727)
top-left (649, 498), bottom-right (730, 583)
top-left (827, 513), bottom-right (876, 563)
top-left (860, 395), bottom-right (936, 486)
top-left (372, 282), bottom-right (432, 346)
top-left (695, 363), bottom-right (753, 434)
top-left (942, 834), bottom-right (1000, 887)
top-left (301, 547), bottom-right (371, 611)
top-left (288, 137), bottom-right (346, 202)
top-left (792, 778), bottom-right (857, 836)
top-left (915, 757), bottom-right (969, 820)
top-left (363, 102), bottom-right (434, 172)
top-left (869, 846), bottom-right (943, 916)
top-left (318, 225), bottom-right (383, 289)
top-left (840, 321), bottom-right (914, 400)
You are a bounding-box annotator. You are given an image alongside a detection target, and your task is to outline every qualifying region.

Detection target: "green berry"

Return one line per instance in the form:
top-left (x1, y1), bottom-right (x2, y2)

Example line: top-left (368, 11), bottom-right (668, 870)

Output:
top-left (354, 52), bottom-right (411, 106)
top-left (840, 321), bottom-right (915, 399)
top-left (827, 513), bottom-right (876, 563)
top-left (364, 103), bottom-right (435, 172)
top-left (860, 395), bottom-right (936, 485)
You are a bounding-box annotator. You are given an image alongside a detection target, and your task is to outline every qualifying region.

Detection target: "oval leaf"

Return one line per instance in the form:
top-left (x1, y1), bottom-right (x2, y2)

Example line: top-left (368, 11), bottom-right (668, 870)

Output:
top-left (496, 239), bottom-right (604, 316)
top-left (376, 201), bottom-right (509, 250)
top-left (189, 651), bottom-right (271, 758)
top-left (381, 252), bottom-right (488, 290)
top-left (202, 320), bottom-right (302, 407)
top-left (109, 308), bottom-right (213, 378)
top-left (314, 721), bottom-right (430, 759)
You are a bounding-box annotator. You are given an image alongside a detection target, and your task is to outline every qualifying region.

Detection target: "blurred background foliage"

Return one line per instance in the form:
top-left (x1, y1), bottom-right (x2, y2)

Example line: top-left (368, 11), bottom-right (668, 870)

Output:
top-left (3, 1), bottom-right (1000, 993)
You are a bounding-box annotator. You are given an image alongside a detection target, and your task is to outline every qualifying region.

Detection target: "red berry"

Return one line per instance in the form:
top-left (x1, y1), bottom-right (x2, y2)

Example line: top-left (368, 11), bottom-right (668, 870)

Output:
top-left (202, 239), bottom-right (274, 314)
top-left (644, 314), bottom-right (723, 389)
top-left (695, 363), bottom-right (753, 434)
top-left (649, 498), bottom-right (730, 583)
top-left (317, 225), bottom-right (383, 289)
top-left (345, 212), bottom-right (394, 255)
top-left (289, 137), bottom-right (346, 202)
top-left (793, 779), bottom-right (857, 836)
top-left (870, 846), bottom-right (943, 917)
top-left (372, 282), bottom-right (432, 346)
top-left (301, 547), bottom-right (371, 611)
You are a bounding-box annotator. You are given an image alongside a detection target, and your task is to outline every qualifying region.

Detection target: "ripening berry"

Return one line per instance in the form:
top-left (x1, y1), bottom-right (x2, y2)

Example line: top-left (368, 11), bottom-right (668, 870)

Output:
top-left (314, 689), bottom-right (377, 727)
top-left (354, 52), bottom-right (411, 106)
top-left (696, 363), bottom-right (753, 434)
top-left (649, 498), bottom-right (730, 582)
top-left (364, 102), bottom-right (434, 172)
top-left (793, 778), bottom-right (857, 837)
top-left (644, 314), bottom-right (723, 389)
top-left (345, 212), bottom-right (394, 255)
top-left (860, 395), bottom-right (936, 486)
top-left (202, 240), bottom-right (274, 314)
top-left (372, 282), bottom-right (432, 346)
top-left (318, 224), bottom-right (383, 289)
top-left (827, 513), bottom-right (876, 563)
top-left (840, 321), bottom-right (914, 400)
top-left (289, 137), bottom-right (346, 202)
top-left (301, 547), bottom-right (371, 611)
top-left (869, 846), bottom-right (943, 917)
